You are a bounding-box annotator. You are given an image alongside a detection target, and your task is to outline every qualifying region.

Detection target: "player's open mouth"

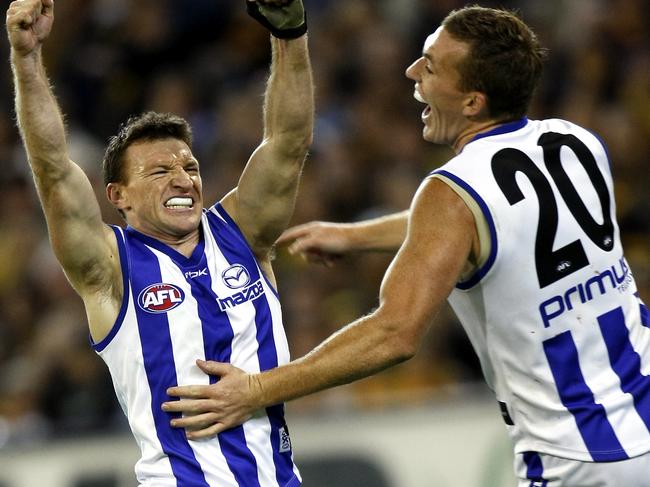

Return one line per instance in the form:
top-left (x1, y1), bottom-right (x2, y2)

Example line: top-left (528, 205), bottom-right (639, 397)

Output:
top-left (413, 89), bottom-right (430, 121)
top-left (164, 197), bottom-right (194, 209)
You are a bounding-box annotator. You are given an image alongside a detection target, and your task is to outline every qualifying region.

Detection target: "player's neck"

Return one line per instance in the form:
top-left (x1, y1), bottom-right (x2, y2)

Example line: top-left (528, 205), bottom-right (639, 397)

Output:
top-left (452, 119), bottom-right (506, 154)
top-left (135, 225), bottom-right (201, 258)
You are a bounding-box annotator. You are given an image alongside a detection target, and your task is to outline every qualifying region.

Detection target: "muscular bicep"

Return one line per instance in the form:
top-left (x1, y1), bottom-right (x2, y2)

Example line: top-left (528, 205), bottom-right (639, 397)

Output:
top-left (37, 159), bottom-right (118, 293)
top-left (376, 178), bottom-right (476, 344)
top-left (223, 141), bottom-right (304, 255)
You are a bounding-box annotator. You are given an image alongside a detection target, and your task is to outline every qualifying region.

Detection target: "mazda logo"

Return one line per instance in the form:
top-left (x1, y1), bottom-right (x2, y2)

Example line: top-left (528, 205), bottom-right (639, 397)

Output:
top-left (221, 264), bottom-right (251, 289)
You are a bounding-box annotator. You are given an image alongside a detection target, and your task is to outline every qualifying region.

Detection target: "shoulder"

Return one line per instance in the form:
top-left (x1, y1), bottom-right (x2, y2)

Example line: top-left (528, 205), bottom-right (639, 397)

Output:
top-left (409, 177), bottom-right (476, 240)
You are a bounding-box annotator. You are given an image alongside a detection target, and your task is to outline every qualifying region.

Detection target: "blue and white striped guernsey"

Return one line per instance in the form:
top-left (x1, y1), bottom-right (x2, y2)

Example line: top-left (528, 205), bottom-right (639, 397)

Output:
top-left (431, 118), bottom-right (650, 465)
top-left (92, 203), bottom-right (301, 487)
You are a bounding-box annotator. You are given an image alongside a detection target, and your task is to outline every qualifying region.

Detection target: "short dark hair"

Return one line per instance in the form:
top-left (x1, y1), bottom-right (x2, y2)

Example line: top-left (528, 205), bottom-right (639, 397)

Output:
top-left (442, 6), bottom-right (547, 120)
top-left (102, 111), bottom-right (193, 186)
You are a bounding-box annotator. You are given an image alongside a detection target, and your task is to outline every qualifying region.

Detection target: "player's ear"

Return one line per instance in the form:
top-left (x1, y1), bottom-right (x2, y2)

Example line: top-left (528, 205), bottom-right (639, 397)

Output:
top-left (106, 183), bottom-right (128, 211)
top-left (462, 91), bottom-right (488, 118)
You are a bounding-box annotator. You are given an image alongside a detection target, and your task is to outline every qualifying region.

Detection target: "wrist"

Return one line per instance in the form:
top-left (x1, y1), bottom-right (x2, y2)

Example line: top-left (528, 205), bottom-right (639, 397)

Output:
top-left (11, 48), bottom-right (44, 78)
top-left (248, 372), bottom-right (268, 409)
top-left (341, 223), bottom-right (366, 252)
top-left (11, 46), bottom-right (42, 65)
top-left (268, 18), bottom-right (307, 40)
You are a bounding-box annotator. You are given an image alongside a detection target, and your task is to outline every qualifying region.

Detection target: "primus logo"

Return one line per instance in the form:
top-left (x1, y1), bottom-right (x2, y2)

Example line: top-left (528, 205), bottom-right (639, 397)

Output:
top-left (539, 258), bottom-right (630, 328)
top-left (217, 280), bottom-right (264, 311)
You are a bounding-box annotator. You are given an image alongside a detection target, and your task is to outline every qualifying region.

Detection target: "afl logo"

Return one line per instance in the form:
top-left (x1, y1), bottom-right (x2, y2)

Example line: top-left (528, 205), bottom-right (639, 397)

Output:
top-left (222, 264), bottom-right (251, 289)
top-left (138, 283), bottom-right (185, 313)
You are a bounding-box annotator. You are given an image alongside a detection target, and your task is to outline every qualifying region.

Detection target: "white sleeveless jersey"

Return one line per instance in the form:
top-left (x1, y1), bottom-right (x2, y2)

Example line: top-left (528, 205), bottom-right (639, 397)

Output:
top-left (431, 118), bottom-right (650, 462)
top-left (92, 203), bottom-right (301, 487)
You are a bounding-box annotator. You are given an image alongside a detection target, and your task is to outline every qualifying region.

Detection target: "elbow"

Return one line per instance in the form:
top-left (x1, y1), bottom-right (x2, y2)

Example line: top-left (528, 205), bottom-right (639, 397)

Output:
top-left (375, 311), bottom-right (423, 364)
top-left (274, 130), bottom-right (313, 160)
top-left (392, 332), bottom-right (420, 363)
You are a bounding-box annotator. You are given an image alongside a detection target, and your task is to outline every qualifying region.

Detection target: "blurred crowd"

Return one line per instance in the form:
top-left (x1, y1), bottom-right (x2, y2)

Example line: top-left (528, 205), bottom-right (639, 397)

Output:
top-left (0, 0), bottom-right (647, 448)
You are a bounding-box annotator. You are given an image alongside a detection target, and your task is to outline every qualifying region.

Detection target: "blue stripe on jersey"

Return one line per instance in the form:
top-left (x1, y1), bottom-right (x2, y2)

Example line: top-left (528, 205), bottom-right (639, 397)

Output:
top-left (128, 237), bottom-right (209, 487)
top-left (522, 451), bottom-right (544, 481)
top-left (598, 307), bottom-right (650, 433)
top-left (183, 252), bottom-right (234, 364)
top-left (467, 117), bottom-right (528, 146)
top-left (213, 204), bottom-right (281, 301)
top-left (431, 170), bottom-right (498, 290)
top-left (543, 330), bottom-right (626, 461)
top-left (182, 251), bottom-right (261, 487)
top-left (209, 204), bottom-right (298, 486)
top-left (252, 296), bottom-right (296, 486)
top-left (92, 226), bottom-right (130, 352)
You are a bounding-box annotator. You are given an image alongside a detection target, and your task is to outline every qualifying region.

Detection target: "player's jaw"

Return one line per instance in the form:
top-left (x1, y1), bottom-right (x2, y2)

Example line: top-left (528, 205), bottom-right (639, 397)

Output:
top-left (156, 189), bottom-right (203, 235)
top-left (127, 185), bottom-right (203, 243)
top-left (413, 87), bottom-right (456, 145)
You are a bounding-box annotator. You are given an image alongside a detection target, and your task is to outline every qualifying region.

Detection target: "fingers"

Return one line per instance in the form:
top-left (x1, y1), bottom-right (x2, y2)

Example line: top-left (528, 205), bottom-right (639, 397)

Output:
top-left (287, 236), bottom-right (310, 255)
top-left (279, 226), bottom-right (319, 254)
top-left (186, 423), bottom-right (226, 440)
top-left (171, 412), bottom-right (222, 432)
top-left (166, 384), bottom-right (210, 399)
top-left (162, 398), bottom-right (214, 415)
top-left (276, 222), bottom-right (316, 245)
top-left (161, 397), bottom-right (250, 440)
top-left (41, 0), bottom-right (54, 19)
top-left (6, 2), bottom-right (33, 30)
top-left (7, 0), bottom-right (46, 19)
top-left (195, 359), bottom-right (232, 376)
top-left (164, 408), bottom-right (229, 440)
top-left (277, 222), bottom-right (344, 266)
top-left (7, 0), bottom-right (53, 46)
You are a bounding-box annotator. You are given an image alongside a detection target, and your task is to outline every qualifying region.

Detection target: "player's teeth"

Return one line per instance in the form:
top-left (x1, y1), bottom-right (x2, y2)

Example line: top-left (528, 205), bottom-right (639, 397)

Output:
top-left (165, 197), bottom-right (192, 207)
top-left (414, 90), bottom-right (426, 103)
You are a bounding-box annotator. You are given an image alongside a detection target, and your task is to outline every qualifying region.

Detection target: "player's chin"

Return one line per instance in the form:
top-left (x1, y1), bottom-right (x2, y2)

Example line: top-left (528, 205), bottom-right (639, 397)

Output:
top-left (421, 126), bottom-right (436, 143)
top-left (164, 213), bottom-right (201, 234)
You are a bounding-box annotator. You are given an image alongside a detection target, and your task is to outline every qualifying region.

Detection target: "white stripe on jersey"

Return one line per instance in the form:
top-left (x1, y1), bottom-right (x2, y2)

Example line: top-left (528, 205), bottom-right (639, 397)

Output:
top-left (152, 247), bottom-right (240, 486)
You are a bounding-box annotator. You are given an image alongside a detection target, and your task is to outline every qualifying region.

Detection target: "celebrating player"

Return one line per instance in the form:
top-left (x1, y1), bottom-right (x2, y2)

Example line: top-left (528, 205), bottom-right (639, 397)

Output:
top-left (163, 6), bottom-right (650, 486)
top-left (6, 0), bottom-right (312, 485)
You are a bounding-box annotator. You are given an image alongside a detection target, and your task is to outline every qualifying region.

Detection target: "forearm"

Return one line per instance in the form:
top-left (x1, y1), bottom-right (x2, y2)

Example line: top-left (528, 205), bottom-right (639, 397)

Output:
top-left (228, 34), bottom-right (314, 250)
top-left (12, 48), bottom-right (69, 181)
top-left (264, 35), bottom-right (314, 155)
top-left (345, 210), bottom-right (410, 252)
top-left (255, 311), bottom-right (415, 407)
top-left (11, 46), bottom-right (107, 279)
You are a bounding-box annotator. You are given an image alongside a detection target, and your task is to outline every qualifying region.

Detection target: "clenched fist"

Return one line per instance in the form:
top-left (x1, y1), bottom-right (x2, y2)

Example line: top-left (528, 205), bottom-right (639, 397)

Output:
top-left (6, 0), bottom-right (54, 56)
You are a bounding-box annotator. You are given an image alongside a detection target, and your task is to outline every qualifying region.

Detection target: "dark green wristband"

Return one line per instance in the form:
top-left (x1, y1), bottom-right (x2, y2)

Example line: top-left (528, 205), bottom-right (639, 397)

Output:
top-left (246, 0), bottom-right (307, 39)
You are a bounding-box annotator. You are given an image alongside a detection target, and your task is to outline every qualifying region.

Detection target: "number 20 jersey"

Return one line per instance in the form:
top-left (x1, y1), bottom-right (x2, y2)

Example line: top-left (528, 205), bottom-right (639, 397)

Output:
top-left (432, 118), bottom-right (650, 462)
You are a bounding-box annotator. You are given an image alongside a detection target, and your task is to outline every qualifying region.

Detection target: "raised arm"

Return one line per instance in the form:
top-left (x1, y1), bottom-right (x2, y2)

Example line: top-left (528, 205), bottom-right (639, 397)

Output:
top-left (220, 0), bottom-right (313, 262)
top-left (7, 0), bottom-right (120, 339)
top-left (276, 210), bottom-right (410, 266)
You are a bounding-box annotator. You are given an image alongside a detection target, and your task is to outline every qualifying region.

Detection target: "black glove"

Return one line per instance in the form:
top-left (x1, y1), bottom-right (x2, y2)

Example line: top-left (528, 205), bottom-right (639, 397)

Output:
top-left (246, 0), bottom-right (307, 39)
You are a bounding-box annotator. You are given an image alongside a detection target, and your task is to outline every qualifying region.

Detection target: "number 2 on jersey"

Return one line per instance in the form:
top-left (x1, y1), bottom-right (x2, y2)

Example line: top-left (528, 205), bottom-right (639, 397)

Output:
top-left (492, 132), bottom-right (614, 288)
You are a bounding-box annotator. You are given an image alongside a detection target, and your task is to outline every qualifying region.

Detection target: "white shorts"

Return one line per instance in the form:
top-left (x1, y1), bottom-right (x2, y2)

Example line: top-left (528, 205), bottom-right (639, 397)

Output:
top-left (515, 450), bottom-right (650, 487)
